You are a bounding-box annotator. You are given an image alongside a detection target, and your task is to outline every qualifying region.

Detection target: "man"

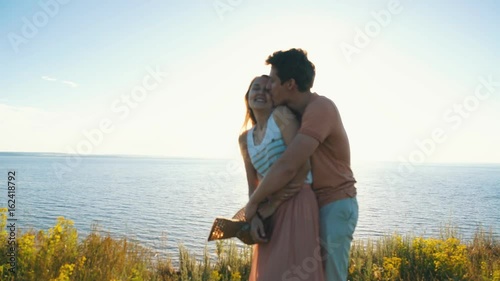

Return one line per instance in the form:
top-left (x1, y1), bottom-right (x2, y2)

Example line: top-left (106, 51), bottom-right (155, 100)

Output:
top-left (245, 48), bottom-right (358, 281)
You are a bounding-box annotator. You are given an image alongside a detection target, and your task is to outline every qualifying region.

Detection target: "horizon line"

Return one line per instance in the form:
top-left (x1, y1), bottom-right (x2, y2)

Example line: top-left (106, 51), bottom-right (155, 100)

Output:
top-left (1, 151), bottom-right (499, 165)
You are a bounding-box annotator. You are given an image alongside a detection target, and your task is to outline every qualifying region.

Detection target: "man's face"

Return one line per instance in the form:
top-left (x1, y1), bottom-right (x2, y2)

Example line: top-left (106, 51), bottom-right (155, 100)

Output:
top-left (266, 67), bottom-right (287, 106)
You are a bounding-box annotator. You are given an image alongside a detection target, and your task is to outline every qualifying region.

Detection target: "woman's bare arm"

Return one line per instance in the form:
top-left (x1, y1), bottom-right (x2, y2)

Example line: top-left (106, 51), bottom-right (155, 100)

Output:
top-left (238, 131), bottom-right (259, 198)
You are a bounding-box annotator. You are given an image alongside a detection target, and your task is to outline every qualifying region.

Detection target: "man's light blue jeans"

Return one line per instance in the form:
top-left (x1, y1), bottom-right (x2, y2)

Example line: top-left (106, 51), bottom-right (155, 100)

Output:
top-left (319, 197), bottom-right (359, 281)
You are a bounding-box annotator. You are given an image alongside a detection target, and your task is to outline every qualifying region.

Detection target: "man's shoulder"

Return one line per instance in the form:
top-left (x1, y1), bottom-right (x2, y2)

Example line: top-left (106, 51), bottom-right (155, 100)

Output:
top-left (306, 94), bottom-right (338, 114)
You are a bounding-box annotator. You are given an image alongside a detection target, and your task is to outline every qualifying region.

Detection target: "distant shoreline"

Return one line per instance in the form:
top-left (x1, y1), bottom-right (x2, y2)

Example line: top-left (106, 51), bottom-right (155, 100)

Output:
top-left (0, 151), bottom-right (224, 161)
top-left (2, 151), bottom-right (500, 165)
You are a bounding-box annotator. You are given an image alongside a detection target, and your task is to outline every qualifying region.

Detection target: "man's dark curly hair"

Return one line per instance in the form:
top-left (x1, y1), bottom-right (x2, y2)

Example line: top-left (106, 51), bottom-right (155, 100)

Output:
top-left (265, 48), bottom-right (316, 92)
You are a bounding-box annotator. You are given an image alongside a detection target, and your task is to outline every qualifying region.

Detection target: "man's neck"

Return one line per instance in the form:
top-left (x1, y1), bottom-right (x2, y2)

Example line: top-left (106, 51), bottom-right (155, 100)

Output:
top-left (287, 90), bottom-right (314, 116)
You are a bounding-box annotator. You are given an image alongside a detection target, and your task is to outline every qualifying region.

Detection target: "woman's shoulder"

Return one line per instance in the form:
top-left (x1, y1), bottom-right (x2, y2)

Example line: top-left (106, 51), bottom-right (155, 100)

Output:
top-left (272, 106), bottom-right (298, 127)
top-left (238, 130), bottom-right (248, 144)
top-left (238, 128), bottom-right (253, 145)
top-left (272, 105), bottom-right (293, 116)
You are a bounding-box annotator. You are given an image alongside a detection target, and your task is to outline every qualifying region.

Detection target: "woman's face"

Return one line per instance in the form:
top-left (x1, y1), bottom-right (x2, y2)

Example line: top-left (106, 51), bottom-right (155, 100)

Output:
top-left (248, 76), bottom-right (272, 112)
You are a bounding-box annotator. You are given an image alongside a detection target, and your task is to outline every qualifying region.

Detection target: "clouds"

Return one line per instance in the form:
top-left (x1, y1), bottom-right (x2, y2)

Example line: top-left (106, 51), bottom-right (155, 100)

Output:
top-left (41, 75), bottom-right (57, 81)
top-left (61, 80), bottom-right (79, 88)
top-left (41, 75), bottom-right (79, 88)
top-left (1, 1), bottom-right (497, 163)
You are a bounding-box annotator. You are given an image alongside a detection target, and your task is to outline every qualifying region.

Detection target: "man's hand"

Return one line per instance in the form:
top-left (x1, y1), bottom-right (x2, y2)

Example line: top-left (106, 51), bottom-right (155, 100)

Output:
top-left (250, 216), bottom-right (268, 244)
top-left (257, 202), bottom-right (277, 219)
top-left (245, 201), bottom-right (258, 220)
top-left (269, 182), bottom-right (302, 202)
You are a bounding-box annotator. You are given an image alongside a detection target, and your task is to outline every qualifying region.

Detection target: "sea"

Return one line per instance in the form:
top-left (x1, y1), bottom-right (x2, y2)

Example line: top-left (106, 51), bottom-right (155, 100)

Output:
top-left (1, 152), bottom-right (499, 261)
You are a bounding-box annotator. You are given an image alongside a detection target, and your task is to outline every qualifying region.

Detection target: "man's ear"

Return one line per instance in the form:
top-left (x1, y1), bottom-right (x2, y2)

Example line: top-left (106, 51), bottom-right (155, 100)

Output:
top-left (286, 79), bottom-right (297, 91)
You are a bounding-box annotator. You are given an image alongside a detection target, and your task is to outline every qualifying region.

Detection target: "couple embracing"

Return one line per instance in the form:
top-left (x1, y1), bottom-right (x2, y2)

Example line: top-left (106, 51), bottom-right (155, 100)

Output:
top-left (240, 48), bottom-right (358, 281)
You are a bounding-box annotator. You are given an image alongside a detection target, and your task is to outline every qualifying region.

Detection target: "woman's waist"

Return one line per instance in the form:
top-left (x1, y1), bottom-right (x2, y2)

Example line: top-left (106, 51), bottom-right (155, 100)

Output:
top-left (266, 182), bottom-right (314, 201)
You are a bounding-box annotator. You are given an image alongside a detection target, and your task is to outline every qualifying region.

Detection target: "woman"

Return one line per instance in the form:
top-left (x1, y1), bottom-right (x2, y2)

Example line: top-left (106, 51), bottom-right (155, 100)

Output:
top-left (239, 75), bottom-right (324, 281)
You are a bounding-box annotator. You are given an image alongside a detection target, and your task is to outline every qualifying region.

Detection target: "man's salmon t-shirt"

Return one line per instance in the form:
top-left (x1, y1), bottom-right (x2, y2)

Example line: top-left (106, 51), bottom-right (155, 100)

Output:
top-left (297, 93), bottom-right (357, 208)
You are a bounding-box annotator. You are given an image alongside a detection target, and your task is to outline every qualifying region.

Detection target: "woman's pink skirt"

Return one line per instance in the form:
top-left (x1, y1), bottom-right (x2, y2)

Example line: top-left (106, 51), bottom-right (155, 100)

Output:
top-left (249, 183), bottom-right (324, 281)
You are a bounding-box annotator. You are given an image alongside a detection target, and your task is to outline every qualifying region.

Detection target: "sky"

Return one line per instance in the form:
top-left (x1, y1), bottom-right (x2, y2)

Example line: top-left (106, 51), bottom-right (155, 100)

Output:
top-left (1, 0), bottom-right (499, 164)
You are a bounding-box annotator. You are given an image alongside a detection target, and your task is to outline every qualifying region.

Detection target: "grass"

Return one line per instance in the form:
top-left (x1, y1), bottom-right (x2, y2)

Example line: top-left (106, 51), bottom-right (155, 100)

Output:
top-left (349, 229), bottom-right (500, 280)
top-left (0, 208), bottom-right (498, 280)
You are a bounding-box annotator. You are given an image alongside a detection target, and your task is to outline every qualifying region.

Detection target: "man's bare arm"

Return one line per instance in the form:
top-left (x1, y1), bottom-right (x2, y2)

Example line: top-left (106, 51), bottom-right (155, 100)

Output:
top-left (248, 134), bottom-right (319, 207)
top-left (246, 106), bottom-right (319, 216)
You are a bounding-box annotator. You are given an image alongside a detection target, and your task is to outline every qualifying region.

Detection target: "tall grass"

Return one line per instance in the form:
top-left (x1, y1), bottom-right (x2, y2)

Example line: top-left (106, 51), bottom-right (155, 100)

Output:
top-left (0, 212), bottom-right (175, 281)
top-left (0, 208), bottom-right (498, 280)
top-left (349, 229), bottom-right (500, 280)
